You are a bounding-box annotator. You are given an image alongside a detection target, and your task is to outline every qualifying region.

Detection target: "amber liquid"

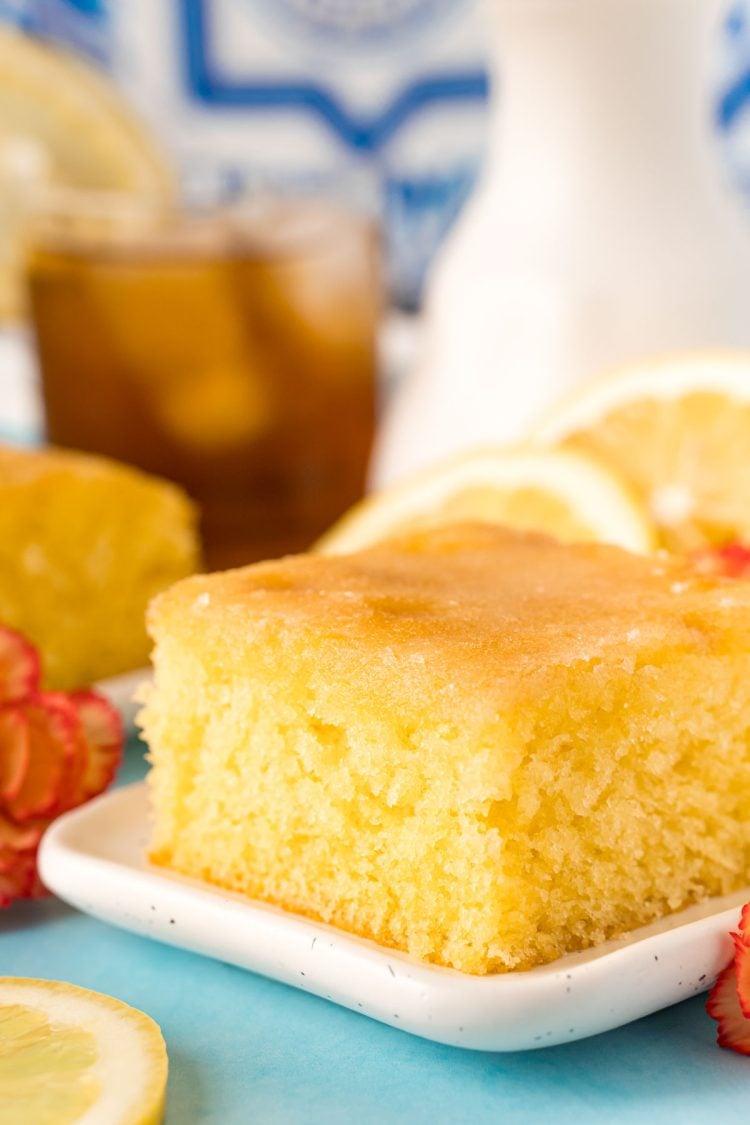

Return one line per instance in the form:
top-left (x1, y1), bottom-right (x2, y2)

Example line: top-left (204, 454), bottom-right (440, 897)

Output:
top-left (27, 206), bottom-right (379, 569)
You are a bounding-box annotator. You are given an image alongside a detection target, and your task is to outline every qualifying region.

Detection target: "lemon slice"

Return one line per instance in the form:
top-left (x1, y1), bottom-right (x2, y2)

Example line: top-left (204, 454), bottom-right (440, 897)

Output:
top-left (533, 351), bottom-right (750, 552)
top-left (0, 26), bottom-right (173, 320)
top-left (317, 447), bottom-right (655, 555)
top-left (0, 977), bottom-right (167, 1124)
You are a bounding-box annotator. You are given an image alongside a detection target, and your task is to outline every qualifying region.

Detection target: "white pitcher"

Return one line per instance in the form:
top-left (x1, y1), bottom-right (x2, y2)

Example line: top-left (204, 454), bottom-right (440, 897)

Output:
top-left (373, 0), bottom-right (750, 486)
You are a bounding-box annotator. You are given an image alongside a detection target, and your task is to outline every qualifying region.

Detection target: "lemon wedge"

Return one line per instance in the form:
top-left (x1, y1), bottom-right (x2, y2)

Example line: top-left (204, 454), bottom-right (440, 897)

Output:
top-left (0, 977), bottom-right (167, 1125)
top-left (317, 446), bottom-right (655, 555)
top-left (533, 351), bottom-right (750, 552)
top-left (0, 26), bottom-right (173, 320)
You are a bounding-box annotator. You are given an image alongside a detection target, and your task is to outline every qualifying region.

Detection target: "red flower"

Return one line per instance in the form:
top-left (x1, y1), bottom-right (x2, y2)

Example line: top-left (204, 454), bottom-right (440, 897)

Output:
top-left (707, 905), bottom-right (750, 1054)
top-left (0, 626), bottom-right (123, 907)
top-left (693, 543), bottom-right (750, 580)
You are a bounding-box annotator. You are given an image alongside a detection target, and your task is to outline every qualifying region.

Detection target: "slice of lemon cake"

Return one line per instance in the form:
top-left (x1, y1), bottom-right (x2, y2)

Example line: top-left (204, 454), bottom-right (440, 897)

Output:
top-left (0, 444), bottom-right (199, 689)
top-left (142, 523), bottom-right (750, 975)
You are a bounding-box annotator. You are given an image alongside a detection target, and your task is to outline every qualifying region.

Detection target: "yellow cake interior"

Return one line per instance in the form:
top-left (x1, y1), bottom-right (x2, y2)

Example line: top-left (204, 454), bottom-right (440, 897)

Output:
top-left (0, 443), bottom-right (199, 688)
top-left (142, 523), bottom-right (750, 974)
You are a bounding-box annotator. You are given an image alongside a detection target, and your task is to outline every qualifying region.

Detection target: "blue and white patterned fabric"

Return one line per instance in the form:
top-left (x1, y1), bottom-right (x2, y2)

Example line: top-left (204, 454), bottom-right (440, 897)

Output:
top-left (718, 2), bottom-right (750, 194)
top-left (3, 1), bottom-right (750, 304)
top-left (0, 0), bottom-right (489, 306)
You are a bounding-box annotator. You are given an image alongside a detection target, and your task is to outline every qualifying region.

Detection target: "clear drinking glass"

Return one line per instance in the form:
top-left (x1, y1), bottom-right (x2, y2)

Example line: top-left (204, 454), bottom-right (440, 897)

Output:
top-left (24, 190), bottom-right (380, 569)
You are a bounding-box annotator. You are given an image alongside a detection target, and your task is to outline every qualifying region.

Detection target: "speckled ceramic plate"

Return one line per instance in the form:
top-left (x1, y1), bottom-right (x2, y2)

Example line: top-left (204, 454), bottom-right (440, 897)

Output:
top-left (39, 783), bottom-right (744, 1052)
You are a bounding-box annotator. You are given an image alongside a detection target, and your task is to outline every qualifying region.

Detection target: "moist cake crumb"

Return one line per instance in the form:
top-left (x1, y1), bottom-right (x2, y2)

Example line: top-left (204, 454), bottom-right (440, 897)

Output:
top-left (142, 523), bottom-right (750, 974)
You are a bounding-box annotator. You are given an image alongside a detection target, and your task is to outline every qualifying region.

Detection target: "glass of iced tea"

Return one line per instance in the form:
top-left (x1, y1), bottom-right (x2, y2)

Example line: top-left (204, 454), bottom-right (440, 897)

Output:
top-left (24, 190), bottom-right (379, 569)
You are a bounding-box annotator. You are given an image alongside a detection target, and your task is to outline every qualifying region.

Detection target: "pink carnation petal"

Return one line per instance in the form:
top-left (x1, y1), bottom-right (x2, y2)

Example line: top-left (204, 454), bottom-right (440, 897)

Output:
top-left (707, 961), bottom-right (750, 1055)
top-left (3, 694), bottom-right (81, 822)
top-left (0, 705), bottom-right (30, 801)
top-left (0, 626), bottom-right (40, 705)
top-left (739, 902), bottom-right (750, 942)
top-left (0, 647), bottom-right (123, 905)
top-left (694, 543), bottom-right (750, 580)
top-left (68, 691), bottom-right (124, 800)
top-left (735, 933), bottom-right (750, 1020)
top-left (0, 814), bottom-right (43, 853)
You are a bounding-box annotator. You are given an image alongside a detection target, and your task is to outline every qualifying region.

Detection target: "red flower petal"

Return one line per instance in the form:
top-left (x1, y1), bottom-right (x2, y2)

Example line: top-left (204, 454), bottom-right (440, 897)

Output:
top-left (739, 902), bottom-right (750, 941)
top-left (0, 705), bottom-right (30, 801)
top-left (0, 848), bottom-right (47, 906)
top-left (0, 847), bottom-right (20, 874)
top-left (0, 813), bottom-right (43, 854)
top-left (68, 691), bottom-right (124, 801)
top-left (734, 933), bottom-right (750, 1019)
top-left (0, 627), bottom-right (124, 907)
top-left (0, 626), bottom-right (40, 705)
top-left (0, 815), bottom-right (47, 905)
top-left (694, 543), bottom-right (750, 580)
top-left (2, 694), bottom-right (81, 822)
top-left (715, 544), bottom-right (750, 578)
top-left (707, 961), bottom-right (750, 1055)
top-left (0, 878), bottom-right (15, 908)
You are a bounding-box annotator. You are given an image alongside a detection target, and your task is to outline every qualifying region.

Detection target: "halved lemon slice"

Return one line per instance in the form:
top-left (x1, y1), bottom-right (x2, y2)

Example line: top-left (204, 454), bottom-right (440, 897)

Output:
top-left (0, 26), bottom-right (173, 319)
top-left (317, 447), bottom-right (655, 555)
top-left (0, 977), bottom-right (167, 1124)
top-left (533, 351), bottom-right (750, 553)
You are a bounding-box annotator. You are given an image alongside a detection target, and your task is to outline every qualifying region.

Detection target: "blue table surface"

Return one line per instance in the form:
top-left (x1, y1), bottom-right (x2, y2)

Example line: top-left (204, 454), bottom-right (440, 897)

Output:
top-left (3, 739), bottom-right (750, 1124)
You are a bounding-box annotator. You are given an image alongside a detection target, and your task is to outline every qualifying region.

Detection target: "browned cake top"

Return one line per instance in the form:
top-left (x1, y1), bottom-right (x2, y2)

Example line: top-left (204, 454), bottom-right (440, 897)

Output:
top-left (150, 523), bottom-right (750, 682)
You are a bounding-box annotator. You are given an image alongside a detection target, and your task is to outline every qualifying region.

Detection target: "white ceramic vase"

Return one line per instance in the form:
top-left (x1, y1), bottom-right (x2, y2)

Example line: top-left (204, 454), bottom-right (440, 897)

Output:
top-left (373, 0), bottom-right (750, 486)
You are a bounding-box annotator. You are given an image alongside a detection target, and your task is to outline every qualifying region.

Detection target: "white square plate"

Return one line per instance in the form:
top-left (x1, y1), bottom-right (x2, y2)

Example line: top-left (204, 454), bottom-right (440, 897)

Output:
top-left (39, 783), bottom-right (745, 1052)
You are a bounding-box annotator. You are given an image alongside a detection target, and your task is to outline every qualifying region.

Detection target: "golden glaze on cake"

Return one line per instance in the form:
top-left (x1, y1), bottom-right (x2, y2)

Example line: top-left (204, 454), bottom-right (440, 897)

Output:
top-left (142, 523), bottom-right (750, 974)
top-left (0, 443), bottom-right (199, 688)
